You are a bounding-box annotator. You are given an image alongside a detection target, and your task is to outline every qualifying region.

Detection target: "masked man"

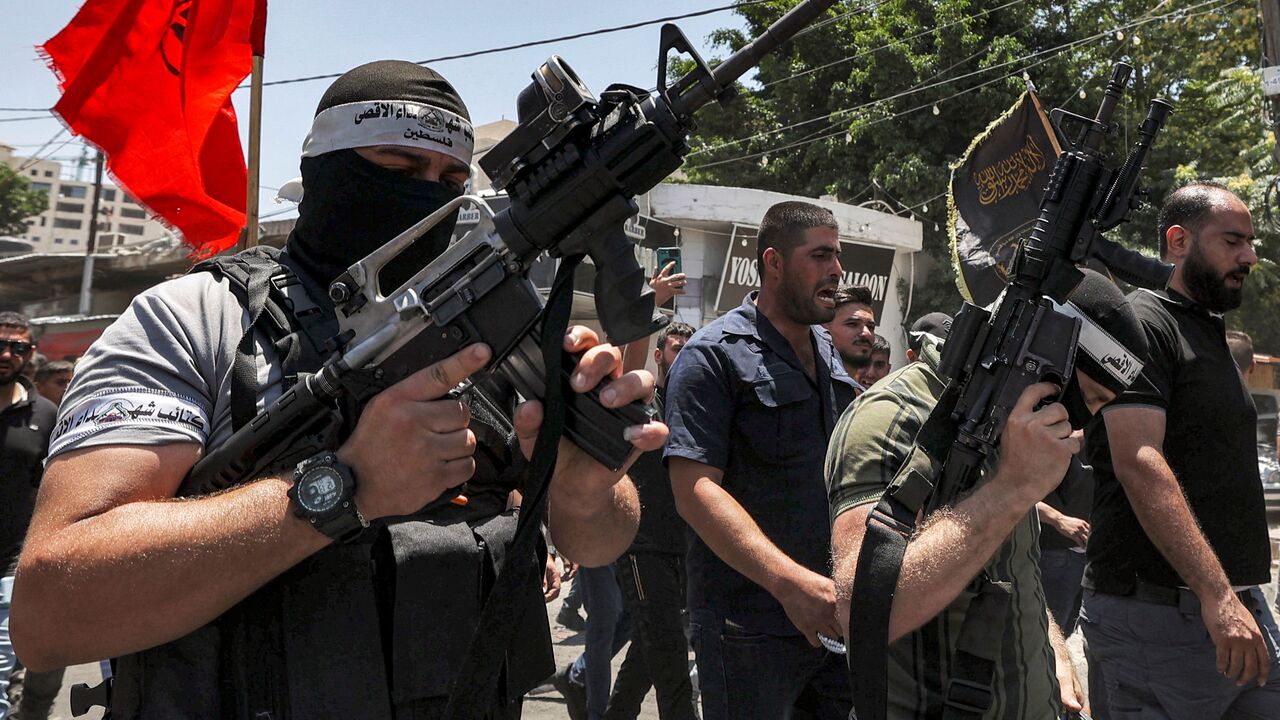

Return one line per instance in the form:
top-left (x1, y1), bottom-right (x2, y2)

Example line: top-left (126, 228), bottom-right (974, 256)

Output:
top-left (11, 61), bottom-right (664, 720)
top-left (828, 269), bottom-right (1148, 719)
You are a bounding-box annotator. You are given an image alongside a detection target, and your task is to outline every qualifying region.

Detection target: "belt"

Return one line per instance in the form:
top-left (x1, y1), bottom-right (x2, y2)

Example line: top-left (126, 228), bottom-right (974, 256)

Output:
top-left (1125, 579), bottom-right (1252, 609)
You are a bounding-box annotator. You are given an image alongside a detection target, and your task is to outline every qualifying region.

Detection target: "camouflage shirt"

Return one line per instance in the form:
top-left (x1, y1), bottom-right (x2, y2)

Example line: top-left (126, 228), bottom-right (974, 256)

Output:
top-left (825, 343), bottom-right (1060, 720)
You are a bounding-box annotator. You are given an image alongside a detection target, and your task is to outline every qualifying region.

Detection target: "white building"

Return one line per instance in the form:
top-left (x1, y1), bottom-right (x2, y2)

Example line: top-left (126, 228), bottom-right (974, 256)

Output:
top-left (1, 144), bottom-right (175, 253)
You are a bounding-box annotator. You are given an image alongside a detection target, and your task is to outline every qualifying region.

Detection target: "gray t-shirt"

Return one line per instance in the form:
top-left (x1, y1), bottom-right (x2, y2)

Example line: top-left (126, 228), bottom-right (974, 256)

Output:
top-left (50, 272), bottom-right (281, 460)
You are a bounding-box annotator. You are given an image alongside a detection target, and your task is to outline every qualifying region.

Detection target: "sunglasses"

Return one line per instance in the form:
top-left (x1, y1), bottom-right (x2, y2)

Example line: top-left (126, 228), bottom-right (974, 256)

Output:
top-left (0, 340), bottom-right (33, 356)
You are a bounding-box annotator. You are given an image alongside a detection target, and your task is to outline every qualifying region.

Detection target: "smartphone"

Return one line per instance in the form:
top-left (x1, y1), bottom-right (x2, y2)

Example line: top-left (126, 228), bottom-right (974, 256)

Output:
top-left (656, 246), bottom-right (682, 275)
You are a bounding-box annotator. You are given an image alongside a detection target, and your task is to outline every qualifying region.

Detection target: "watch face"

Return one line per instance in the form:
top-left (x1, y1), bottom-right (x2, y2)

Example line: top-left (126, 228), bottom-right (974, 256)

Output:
top-left (297, 467), bottom-right (347, 514)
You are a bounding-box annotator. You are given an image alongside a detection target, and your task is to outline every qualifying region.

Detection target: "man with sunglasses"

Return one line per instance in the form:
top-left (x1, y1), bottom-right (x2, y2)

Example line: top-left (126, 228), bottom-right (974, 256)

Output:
top-left (0, 313), bottom-right (56, 718)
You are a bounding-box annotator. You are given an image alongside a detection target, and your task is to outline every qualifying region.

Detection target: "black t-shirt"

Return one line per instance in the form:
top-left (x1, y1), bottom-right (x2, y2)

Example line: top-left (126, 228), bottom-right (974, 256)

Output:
top-left (1086, 289), bottom-right (1270, 590)
top-left (627, 388), bottom-right (687, 555)
top-left (0, 378), bottom-right (57, 575)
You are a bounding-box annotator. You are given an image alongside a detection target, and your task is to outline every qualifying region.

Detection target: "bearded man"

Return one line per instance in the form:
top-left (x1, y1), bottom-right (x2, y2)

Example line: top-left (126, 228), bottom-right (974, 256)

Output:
top-left (10, 61), bottom-right (665, 720)
top-left (1080, 182), bottom-right (1280, 719)
top-left (665, 201), bottom-right (858, 719)
top-left (824, 285), bottom-right (876, 383)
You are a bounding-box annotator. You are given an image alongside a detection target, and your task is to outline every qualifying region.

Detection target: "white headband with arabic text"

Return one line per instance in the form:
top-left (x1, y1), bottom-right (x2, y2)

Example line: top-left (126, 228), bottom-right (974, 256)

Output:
top-left (302, 100), bottom-right (474, 165)
top-left (1051, 299), bottom-right (1145, 388)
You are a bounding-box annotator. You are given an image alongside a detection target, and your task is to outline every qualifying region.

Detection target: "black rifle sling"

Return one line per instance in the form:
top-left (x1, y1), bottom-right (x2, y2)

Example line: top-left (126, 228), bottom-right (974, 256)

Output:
top-left (192, 247), bottom-right (335, 432)
top-left (444, 254), bottom-right (585, 720)
top-left (847, 386), bottom-right (951, 717)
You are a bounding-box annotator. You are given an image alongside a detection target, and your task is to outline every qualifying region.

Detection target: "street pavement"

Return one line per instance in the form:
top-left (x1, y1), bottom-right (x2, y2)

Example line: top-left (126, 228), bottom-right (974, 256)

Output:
top-left (43, 519), bottom-right (1280, 720)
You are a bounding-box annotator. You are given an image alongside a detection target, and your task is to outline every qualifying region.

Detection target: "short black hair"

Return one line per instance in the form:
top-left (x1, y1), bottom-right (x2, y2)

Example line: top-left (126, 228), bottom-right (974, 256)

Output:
top-left (1225, 329), bottom-right (1254, 373)
top-left (832, 285), bottom-right (873, 310)
top-left (756, 201), bottom-right (838, 270)
top-left (657, 321), bottom-right (695, 352)
top-left (35, 360), bottom-right (73, 381)
top-left (871, 333), bottom-right (891, 356)
top-left (1157, 181), bottom-right (1233, 259)
top-left (0, 311), bottom-right (31, 335)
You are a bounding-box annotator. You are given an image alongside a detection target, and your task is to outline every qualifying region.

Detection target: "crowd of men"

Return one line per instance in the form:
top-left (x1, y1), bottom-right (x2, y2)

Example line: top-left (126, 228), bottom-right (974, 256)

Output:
top-left (0, 317), bottom-right (75, 720)
top-left (0, 59), bottom-right (1274, 720)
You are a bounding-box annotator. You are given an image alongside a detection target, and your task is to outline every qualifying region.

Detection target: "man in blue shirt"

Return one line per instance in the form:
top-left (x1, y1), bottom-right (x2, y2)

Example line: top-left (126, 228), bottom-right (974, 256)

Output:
top-left (665, 201), bottom-right (857, 719)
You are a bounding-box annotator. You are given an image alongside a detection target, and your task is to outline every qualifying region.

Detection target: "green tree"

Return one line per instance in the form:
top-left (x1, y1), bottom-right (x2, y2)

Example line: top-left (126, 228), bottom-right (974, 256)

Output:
top-left (0, 164), bottom-right (49, 238)
top-left (680, 0), bottom-right (1274, 345)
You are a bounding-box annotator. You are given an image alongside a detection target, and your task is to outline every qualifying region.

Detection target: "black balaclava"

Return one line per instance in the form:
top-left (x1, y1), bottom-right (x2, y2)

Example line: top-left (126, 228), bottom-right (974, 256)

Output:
top-left (1054, 268), bottom-right (1149, 427)
top-left (286, 60), bottom-right (474, 290)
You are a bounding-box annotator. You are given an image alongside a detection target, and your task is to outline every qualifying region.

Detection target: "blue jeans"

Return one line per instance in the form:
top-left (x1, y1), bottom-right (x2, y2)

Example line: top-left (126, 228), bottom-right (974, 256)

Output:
top-left (1081, 587), bottom-right (1280, 719)
top-left (0, 576), bottom-right (17, 719)
top-left (1039, 548), bottom-right (1087, 636)
top-left (691, 609), bottom-right (851, 720)
top-left (569, 566), bottom-right (631, 720)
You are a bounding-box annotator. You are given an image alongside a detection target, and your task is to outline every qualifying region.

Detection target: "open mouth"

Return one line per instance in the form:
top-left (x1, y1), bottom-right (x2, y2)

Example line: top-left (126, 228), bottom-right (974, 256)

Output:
top-left (1226, 272), bottom-right (1247, 287)
top-left (816, 287), bottom-right (836, 309)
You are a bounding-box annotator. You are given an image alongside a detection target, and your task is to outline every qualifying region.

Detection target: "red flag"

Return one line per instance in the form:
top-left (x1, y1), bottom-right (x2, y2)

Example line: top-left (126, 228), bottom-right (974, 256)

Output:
top-left (41, 0), bottom-right (267, 256)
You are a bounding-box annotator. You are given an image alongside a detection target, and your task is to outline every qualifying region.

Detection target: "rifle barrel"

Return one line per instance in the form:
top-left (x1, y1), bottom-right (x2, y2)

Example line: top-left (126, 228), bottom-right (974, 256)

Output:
top-left (671, 0), bottom-right (838, 116)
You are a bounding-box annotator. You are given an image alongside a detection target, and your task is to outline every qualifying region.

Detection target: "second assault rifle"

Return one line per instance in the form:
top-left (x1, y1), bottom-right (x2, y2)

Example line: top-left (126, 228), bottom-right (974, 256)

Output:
top-left (847, 64), bottom-right (1174, 720)
top-left (185, 0), bottom-right (839, 493)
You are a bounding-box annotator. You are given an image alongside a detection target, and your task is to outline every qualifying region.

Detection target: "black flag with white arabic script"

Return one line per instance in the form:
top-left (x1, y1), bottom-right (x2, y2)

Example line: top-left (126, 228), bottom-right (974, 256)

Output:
top-left (948, 90), bottom-right (1061, 307)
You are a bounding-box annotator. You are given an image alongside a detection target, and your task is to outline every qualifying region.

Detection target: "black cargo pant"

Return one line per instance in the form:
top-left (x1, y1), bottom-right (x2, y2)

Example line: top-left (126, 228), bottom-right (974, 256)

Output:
top-left (604, 551), bottom-right (698, 720)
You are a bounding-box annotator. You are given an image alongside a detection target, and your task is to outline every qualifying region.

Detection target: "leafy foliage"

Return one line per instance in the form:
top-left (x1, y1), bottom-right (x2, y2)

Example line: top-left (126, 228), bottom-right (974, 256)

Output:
top-left (682, 0), bottom-right (1279, 349)
top-left (0, 164), bottom-right (48, 239)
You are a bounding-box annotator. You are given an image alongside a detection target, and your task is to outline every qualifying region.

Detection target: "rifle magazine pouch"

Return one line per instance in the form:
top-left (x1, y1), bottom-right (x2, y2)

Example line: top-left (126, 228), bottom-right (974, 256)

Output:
top-left (389, 519), bottom-right (484, 704)
top-left (282, 543), bottom-right (392, 719)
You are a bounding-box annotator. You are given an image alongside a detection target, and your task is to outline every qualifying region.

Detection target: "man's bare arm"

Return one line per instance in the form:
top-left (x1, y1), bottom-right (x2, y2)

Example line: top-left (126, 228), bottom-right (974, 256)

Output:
top-left (12, 444), bottom-right (329, 670)
top-left (1104, 406), bottom-right (1268, 686)
top-left (832, 467), bottom-right (1043, 640)
top-left (12, 344), bottom-right (494, 671)
top-left (670, 457), bottom-right (841, 646)
top-left (831, 383), bottom-right (1079, 640)
top-left (1046, 611), bottom-right (1087, 714)
top-left (525, 328), bottom-right (661, 567)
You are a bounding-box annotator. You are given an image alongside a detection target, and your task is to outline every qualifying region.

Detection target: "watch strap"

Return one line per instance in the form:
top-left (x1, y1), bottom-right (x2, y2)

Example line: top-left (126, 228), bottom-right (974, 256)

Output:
top-left (291, 452), bottom-right (368, 543)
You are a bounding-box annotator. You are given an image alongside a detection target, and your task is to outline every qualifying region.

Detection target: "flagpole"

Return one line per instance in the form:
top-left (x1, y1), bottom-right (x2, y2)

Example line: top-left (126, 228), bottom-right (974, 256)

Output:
top-left (243, 53), bottom-right (264, 249)
top-left (78, 150), bottom-right (104, 315)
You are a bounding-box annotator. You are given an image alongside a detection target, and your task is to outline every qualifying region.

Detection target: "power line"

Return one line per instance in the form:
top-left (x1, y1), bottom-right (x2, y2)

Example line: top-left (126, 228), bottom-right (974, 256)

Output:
top-left (253, 1), bottom-right (773, 89)
top-left (688, 0), bottom-right (1232, 161)
top-left (16, 129), bottom-right (69, 172)
top-left (0, 115), bottom-right (53, 123)
top-left (0, 108), bottom-right (51, 113)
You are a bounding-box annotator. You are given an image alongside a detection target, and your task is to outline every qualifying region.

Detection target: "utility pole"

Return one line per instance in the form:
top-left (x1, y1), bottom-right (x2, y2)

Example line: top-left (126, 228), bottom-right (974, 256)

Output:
top-left (77, 150), bottom-right (104, 315)
top-left (1260, 0), bottom-right (1280, 166)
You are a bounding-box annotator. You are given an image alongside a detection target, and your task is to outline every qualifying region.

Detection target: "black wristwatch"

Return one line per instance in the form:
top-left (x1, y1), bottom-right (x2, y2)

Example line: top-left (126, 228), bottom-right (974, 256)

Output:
top-left (289, 452), bottom-right (368, 543)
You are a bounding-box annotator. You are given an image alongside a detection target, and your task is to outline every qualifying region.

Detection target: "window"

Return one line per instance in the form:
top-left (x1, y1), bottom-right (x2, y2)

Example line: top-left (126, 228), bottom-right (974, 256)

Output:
top-left (101, 189), bottom-right (116, 202)
top-left (53, 218), bottom-right (82, 230)
top-left (60, 186), bottom-right (87, 199)
top-left (39, 217), bottom-right (46, 227)
top-left (118, 223), bottom-right (145, 235)
top-left (43, 170), bottom-right (53, 178)
top-left (30, 182), bottom-right (51, 192)
top-left (120, 207), bottom-right (147, 220)
top-left (55, 202), bottom-right (85, 214)
top-left (70, 239), bottom-right (80, 245)
top-left (25, 219), bottom-right (34, 226)
top-left (29, 170), bottom-right (37, 177)
top-left (54, 238), bottom-right (64, 244)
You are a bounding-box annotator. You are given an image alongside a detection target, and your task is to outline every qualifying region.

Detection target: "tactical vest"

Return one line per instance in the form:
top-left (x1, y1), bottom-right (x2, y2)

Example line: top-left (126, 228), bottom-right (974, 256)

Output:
top-left (109, 246), bottom-right (553, 720)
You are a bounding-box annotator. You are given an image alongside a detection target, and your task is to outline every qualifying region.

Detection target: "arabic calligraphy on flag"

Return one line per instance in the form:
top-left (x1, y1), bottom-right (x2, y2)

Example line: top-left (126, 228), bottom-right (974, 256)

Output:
top-left (948, 91), bottom-right (1061, 307)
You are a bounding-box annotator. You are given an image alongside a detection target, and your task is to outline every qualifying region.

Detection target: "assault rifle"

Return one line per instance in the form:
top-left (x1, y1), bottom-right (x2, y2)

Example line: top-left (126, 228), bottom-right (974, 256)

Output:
top-left (185, 0), bottom-right (839, 492)
top-left (848, 64), bottom-right (1175, 720)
